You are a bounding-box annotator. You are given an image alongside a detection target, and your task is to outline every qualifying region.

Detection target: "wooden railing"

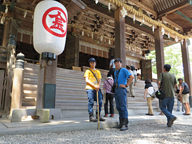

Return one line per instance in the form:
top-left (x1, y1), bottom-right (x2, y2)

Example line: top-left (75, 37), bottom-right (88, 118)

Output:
top-left (0, 44), bottom-right (16, 116)
top-left (0, 46), bottom-right (8, 62)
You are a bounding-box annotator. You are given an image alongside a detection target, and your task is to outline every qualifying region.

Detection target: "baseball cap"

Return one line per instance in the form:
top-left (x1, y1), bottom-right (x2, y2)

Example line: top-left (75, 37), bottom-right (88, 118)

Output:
top-left (88, 58), bottom-right (96, 62)
top-left (114, 58), bottom-right (122, 63)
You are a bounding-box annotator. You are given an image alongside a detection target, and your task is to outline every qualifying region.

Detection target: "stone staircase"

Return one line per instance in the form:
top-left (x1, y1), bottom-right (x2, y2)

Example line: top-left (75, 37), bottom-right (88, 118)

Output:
top-left (23, 63), bottom-right (161, 118)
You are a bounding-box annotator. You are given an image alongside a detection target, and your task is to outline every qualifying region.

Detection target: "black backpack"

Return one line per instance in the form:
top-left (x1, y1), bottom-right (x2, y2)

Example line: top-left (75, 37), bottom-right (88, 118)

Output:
top-left (182, 82), bottom-right (190, 94)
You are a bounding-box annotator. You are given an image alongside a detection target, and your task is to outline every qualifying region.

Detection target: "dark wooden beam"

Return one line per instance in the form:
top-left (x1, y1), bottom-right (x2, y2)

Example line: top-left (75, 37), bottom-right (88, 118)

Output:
top-left (184, 27), bottom-right (192, 33)
top-left (82, 0), bottom-right (154, 37)
top-left (158, 0), bottom-right (190, 18)
top-left (175, 10), bottom-right (192, 24)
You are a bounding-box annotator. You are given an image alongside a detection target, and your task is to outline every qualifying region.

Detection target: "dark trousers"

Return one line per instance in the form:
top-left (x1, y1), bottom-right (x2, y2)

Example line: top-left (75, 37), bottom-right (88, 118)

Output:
top-left (107, 68), bottom-right (116, 78)
top-left (104, 93), bottom-right (114, 114)
top-left (115, 87), bottom-right (128, 118)
top-left (86, 89), bottom-right (102, 114)
top-left (161, 97), bottom-right (175, 124)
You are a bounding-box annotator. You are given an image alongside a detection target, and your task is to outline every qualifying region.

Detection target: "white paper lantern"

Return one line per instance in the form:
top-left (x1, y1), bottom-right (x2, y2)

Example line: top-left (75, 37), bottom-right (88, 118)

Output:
top-left (33, 0), bottom-right (68, 56)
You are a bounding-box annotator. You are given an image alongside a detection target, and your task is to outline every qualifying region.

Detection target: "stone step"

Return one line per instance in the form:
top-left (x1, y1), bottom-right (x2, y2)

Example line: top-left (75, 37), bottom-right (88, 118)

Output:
top-left (55, 105), bottom-right (159, 110)
top-left (22, 98), bottom-right (36, 106)
top-left (55, 95), bottom-right (159, 102)
top-left (55, 101), bottom-right (158, 108)
top-left (23, 94), bottom-right (37, 98)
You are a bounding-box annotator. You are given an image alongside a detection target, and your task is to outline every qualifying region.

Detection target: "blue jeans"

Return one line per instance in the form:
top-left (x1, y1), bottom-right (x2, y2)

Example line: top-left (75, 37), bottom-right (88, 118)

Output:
top-left (161, 97), bottom-right (176, 124)
top-left (115, 87), bottom-right (128, 118)
top-left (86, 89), bottom-right (102, 114)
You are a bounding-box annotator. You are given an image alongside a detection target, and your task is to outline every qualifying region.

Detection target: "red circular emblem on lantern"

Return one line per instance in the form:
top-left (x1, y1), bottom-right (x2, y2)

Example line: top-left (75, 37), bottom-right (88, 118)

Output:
top-left (42, 7), bottom-right (67, 37)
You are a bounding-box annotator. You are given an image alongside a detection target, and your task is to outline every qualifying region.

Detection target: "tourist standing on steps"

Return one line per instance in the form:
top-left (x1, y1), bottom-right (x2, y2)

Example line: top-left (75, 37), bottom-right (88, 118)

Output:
top-left (103, 76), bottom-right (114, 118)
top-left (114, 58), bottom-right (134, 131)
top-left (126, 66), bottom-right (135, 98)
top-left (107, 56), bottom-right (116, 78)
top-left (178, 78), bottom-right (191, 115)
top-left (84, 58), bottom-right (105, 122)
top-left (143, 79), bottom-right (154, 116)
top-left (131, 65), bottom-right (137, 86)
top-left (158, 64), bottom-right (177, 127)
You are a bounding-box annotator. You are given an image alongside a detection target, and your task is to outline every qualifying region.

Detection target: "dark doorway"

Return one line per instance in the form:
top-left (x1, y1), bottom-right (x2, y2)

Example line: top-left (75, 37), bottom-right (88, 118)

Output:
top-left (79, 52), bottom-right (110, 70)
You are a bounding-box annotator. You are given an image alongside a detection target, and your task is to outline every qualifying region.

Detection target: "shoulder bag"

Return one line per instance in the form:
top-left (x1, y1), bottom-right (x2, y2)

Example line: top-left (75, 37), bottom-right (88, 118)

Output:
top-left (155, 73), bottom-right (166, 100)
top-left (111, 68), bottom-right (121, 93)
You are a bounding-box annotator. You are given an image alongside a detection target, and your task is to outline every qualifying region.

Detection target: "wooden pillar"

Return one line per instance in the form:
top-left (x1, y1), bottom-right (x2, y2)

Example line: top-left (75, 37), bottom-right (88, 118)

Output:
top-left (10, 68), bottom-right (24, 114)
top-left (181, 39), bottom-right (192, 96)
top-left (115, 8), bottom-right (126, 68)
top-left (36, 56), bottom-right (57, 109)
top-left (65, 35), bottom-right (79, 69)
top-left (154, 27), bottom-right (165, 79)
top-left (2, 20), bottom-right (10, 47)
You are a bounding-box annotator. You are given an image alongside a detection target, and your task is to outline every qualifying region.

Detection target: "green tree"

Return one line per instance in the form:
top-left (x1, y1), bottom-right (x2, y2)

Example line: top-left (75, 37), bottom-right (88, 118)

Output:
top-left (146, 44), bottom-right (183, 80)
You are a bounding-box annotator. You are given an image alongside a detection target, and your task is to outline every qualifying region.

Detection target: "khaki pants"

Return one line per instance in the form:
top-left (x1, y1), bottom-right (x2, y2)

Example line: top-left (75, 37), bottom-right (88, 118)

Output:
top-left (147, 97), bottom-right (154, 114)
top-left (129, 82), bottom-right (134, 96)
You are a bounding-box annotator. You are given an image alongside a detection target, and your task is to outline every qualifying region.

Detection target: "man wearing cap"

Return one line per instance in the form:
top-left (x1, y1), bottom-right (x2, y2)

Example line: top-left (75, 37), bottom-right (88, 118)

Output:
top-left (84, 58), bottom-right (105, 122)
top-left (178, 78), bottom-right (191, 115)
top-left (114, 58), bottom-right (134, 131)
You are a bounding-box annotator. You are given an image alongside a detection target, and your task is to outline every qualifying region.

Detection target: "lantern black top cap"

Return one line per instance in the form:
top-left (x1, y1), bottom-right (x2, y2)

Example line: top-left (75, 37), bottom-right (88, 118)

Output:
top-left (114, 58), bottom-right (122, 63)
top-left (88, 58), bottom-right (96, 62)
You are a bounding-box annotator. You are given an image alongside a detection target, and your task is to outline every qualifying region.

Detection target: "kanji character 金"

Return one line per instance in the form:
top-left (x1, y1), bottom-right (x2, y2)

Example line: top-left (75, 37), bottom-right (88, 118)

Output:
top-left (49, 11), bottom-right (66, 33)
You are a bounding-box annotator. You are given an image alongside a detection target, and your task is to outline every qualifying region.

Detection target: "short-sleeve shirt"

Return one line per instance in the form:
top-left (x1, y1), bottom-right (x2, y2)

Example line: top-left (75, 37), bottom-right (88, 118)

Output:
top-left (84, 69), bottom-right (102, 90)
top-left (103, 79), bottom-right (114, 94)
top-left (159, 72), bottom-right (177, 97)
top-left (110, 59), bottom-right (115, 68)
top-left (145, 84), bottom-right (154, 97)
top-left (128, 70), bottom-right (135, 82)
top-left (180, 82), bottom-right (190, 94)
top-left (114, 68), bottom-right (132, 86)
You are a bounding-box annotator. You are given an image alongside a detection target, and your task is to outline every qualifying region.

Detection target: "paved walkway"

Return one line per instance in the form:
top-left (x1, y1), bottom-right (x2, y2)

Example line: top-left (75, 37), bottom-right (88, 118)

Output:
top-left (0, 110), bottom-right (191, 135)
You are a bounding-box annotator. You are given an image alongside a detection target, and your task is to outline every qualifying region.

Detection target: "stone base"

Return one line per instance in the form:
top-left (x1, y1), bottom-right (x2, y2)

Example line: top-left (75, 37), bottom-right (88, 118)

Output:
top-left (10, 108), bottom-right (61, 122)
top-left (11, 109), bottom-right (36, 122)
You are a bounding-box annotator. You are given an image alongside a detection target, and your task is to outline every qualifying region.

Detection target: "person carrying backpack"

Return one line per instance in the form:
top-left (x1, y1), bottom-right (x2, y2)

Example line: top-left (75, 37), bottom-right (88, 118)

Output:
top-left (178, 78), bottom-right (191, 115)
top-left (143, 79), bottom-right (155, 116)
top-left (103, 76), bottom-right (114, 117)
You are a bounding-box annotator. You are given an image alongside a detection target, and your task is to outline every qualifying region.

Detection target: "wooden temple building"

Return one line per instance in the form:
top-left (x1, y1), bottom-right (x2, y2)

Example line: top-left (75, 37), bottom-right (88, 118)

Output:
top-left (0, 0), bottom-right (192, 118)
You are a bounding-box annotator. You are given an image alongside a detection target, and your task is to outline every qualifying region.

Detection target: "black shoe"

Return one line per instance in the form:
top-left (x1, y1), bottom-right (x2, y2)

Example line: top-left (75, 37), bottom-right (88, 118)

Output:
top-left (120, 118), bottom-right (128, 131)
top-left (149, 114), bottom-right (154, 116)
top-left (89, 113), bottom-right (97, 122)
top-left (183, 113), bottom-right (191, 115)
top-left (168, 117), bottom-right (177, 127)
top-left (96, 112), bottom-right (105, 121)
top-left (146, 113), bottom-right (150, 115)
top-left (114, 117), bottom-right (123, 129)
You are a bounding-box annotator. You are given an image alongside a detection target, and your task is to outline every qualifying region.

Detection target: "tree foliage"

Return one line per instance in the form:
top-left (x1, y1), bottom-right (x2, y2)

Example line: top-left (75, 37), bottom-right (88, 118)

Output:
top-left (146, 43), bottom-right (188, 80)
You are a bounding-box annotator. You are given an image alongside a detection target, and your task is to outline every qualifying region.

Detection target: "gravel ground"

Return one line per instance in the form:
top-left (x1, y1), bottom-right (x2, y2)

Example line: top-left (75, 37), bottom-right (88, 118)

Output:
top-left (0, 124), bottom-right (191, 144)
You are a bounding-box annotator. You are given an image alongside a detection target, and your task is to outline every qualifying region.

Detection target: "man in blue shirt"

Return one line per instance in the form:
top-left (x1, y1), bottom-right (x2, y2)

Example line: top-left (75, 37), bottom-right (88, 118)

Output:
top-left (114, 58), bottom-right (134, 131)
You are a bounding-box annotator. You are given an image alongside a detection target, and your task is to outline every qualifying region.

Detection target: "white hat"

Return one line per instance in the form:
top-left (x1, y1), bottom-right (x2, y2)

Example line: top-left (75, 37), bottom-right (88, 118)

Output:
top-left (107, 76), bottom-right (113, 80)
